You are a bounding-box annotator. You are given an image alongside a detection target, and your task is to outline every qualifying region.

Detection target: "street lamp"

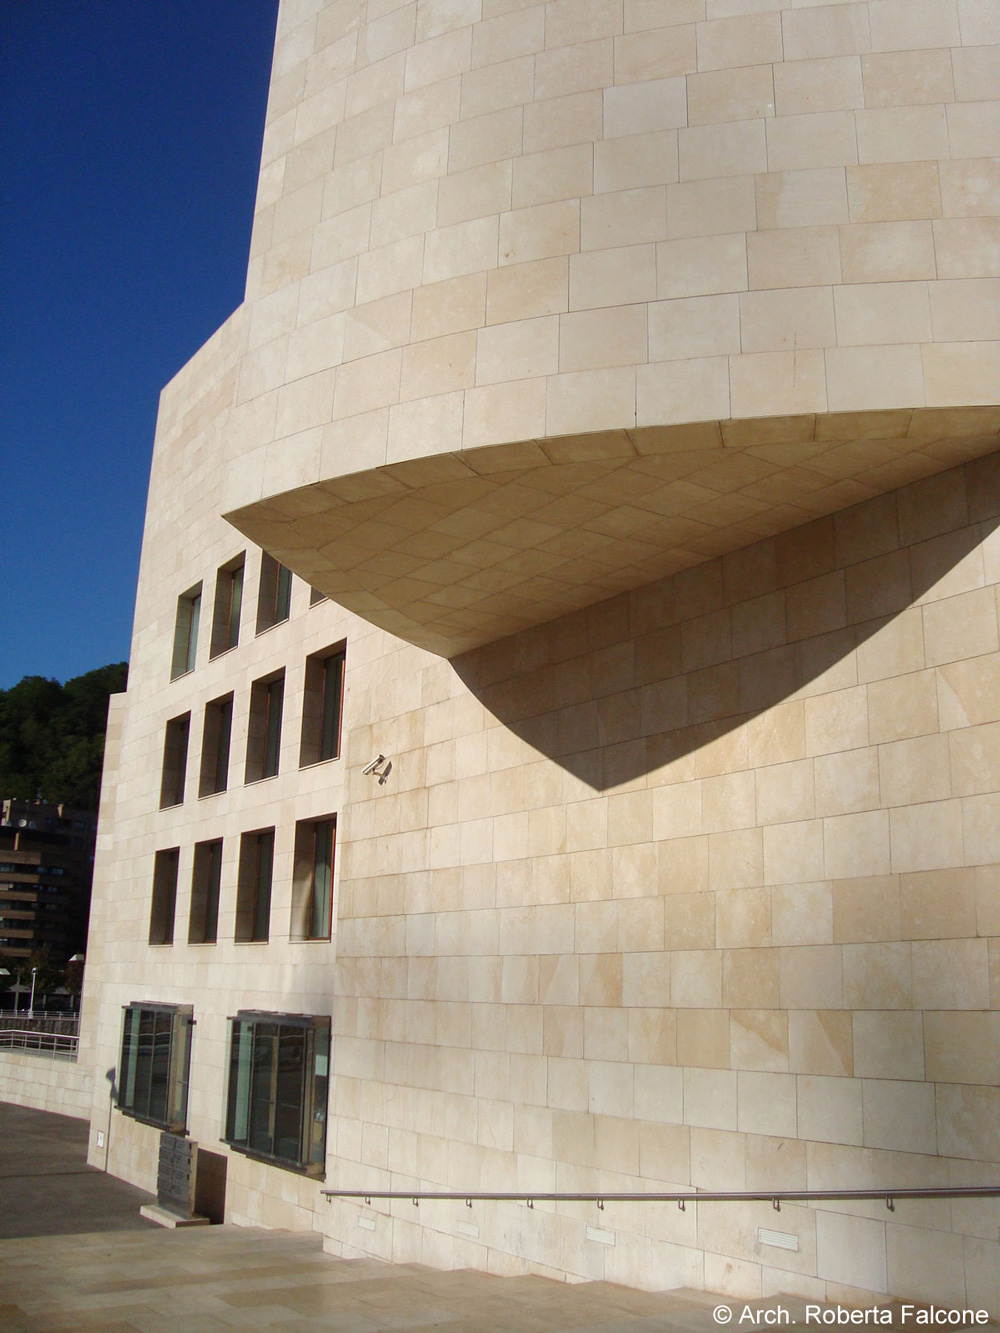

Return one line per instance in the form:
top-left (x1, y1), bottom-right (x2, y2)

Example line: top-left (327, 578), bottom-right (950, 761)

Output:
top-left (28, 966), bottom-right (37, 1019)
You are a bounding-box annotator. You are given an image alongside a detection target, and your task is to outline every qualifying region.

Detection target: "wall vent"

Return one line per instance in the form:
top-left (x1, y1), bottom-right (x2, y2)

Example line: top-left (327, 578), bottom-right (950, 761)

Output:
top-left (758, 1227), bottom-right (799, 1251)
top-left (586, 1225), bottom-right (616, 1246)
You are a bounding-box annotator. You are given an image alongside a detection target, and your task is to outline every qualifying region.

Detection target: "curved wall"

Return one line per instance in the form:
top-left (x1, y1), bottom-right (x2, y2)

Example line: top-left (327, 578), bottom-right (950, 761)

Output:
top-left (223, 0), bottom-right (1000, 652)
top-left (76, 0), bottom-right (1000, 1308)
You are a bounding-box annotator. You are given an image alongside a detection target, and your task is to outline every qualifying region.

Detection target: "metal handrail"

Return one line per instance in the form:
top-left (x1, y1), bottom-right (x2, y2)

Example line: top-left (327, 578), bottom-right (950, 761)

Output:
top-left (323, 1186), bottom-right (1000, 1212)
top-left (0, 1027), bottom-right (79, 1057)
top-left (0, 1012), bottom-right (79, 1034)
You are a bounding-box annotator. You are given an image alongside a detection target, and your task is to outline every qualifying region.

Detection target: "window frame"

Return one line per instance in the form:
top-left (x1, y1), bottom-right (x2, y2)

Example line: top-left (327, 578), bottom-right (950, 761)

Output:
top-left (235, 829), bottom-right (274, 943)
top-left (223, 1011), bottom-right (329, 1175)
top-left (256, 553), bottom-right (293, 634)
top-left (117, 1002), bottom-right (193, 1133)
top-left (159, 713), bottom-right (191, 809)
top-left (299, 645), bottom-right (345, 768)
top-left (291, 816), bottom-right (336, 941)
top-left (210, 555), bottom-right (245, 659)
top-left (149, 848), bottom-right (179, 946)
top-left (199, 693), bottom-right (234, 798)
top-left (245, 672), bottom-right (284, 783)
top-left (189, 838), bottom-right (223, 945)
top-left (170, 584), bottom-right (202, 680)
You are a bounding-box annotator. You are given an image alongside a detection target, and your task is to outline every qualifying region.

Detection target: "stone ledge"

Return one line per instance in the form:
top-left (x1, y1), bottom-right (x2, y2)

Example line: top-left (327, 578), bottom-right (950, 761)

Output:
top-left (139, 1204), bottom-right (211, 1229)
top-left (226, 406), bottom-right (1000, 657)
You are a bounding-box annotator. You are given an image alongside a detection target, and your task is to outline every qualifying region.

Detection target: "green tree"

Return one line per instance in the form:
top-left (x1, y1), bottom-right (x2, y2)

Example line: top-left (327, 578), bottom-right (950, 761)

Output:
top-left (8, 948), bottom-right (61, 1011)
top-left (0, 663), bottom-right (127, 809)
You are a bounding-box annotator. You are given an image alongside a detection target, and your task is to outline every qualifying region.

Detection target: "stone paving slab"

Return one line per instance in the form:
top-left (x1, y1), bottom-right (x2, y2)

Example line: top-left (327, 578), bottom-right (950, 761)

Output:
top-left (2, 1103), bottom-right (997, 1333)
top-left (4, 1225), bottom-right (992, 1333)
top-left (0, 1100), bottom-right (156, 1239)
top-left (0, 1227), bottom-right (734, 1333)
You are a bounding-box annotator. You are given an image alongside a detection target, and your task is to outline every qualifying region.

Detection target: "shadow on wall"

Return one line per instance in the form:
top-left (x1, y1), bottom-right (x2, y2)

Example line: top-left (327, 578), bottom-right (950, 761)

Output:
top-left (452, 452), bottom-right (1000, 793)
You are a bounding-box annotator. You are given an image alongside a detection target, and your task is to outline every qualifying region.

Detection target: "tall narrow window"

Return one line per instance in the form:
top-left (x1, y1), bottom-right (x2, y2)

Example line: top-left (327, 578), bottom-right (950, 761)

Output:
top-left (299, 646), bottom-right (345, 767)
top-left (292, 817), bottom-right (336, 941)
top-left (149, 848), bottom-right (179, 946)
top-left (224, 1012), bottom-right (329, 1174)
top-left (210, 555), bottom-right (245, 658)
top-left (170, 584), bottom-right (202, 679)
top-left (118, 1003), bottom-right (193, 1132)
top-left (246, 672), bottom-right (284, 782)
top-left (159, 714), bottom-right (190, 809)
top-left (256, 553), bottom-right (292, 633)
top-left (309, 586), bottom-right (326, 606)
top-left (199, 694), bottom-right (234, 797)
top-left (189, 839), bottom-right (223, 945)
top-left (236, 829), bottom-right (274, 943)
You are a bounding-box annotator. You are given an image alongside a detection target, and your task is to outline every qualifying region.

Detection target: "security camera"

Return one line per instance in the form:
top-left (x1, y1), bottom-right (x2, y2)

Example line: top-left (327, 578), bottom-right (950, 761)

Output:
top-left (361, 754), bottom-right (386, 775)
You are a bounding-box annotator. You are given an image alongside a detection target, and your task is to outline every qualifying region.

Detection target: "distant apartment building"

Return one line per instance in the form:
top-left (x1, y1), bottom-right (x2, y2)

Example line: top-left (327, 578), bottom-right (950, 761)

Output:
top-left (76, 0), bottom-right (1000, 1310)
top-left (0, 799), bottom-right (96, 964)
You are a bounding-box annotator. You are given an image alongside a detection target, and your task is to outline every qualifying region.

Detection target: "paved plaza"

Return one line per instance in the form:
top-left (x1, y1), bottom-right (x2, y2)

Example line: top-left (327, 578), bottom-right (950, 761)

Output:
top-left (0, 1101), bottom-right (156, 1240)
top-left (0, 1223), bottom-right (734, 1333)
top-left (0, 1102), bottom-right (724, 1331)
top-left (1, 1103), bottom-right (993, 1332)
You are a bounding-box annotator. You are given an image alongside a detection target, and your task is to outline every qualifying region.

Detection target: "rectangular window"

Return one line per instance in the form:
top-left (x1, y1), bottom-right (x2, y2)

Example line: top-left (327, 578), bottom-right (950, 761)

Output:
top-left (236, 829), bottom-right (274, 943)
top-left (256, 553), bottom-right (292, 633)
top-left (149, 848), bottom-right (179, 946)
top-left (170, 584), bottom-right (202, 679)
top-left (117, 1003), bottom-right (193, 1132)
top-left (210, 554), bottom-right (245, 658)
top-left (309, 586), bottom-right (326, 606)
top-left (291, 817), bottom-right (336, 941)
top-left (224, 1012), bottom-right (329, 1174)
top-left (189, 839), bottom-right (223, 945)
top-left (299, 646), bottom-right (345, 767)
top-left (245, 672), bottom-right (284, 782)
top-left (159, 713), bottom-right (191, 809)
top-left (199, 694), bottom-right (234, 797)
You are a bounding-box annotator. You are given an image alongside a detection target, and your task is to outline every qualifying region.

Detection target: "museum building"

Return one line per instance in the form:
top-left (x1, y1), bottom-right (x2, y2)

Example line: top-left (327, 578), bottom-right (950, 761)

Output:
top-left (81, 0), bottom-right (1000, 1307)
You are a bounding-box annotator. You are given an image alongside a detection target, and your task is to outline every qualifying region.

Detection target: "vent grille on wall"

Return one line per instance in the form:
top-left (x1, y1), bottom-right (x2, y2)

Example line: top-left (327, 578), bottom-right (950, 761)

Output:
top-left (758, 1228), bottom-right (799, 1252)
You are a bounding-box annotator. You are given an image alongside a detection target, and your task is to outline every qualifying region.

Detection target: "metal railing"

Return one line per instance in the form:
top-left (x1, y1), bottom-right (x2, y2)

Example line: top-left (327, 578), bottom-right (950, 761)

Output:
top-left (0, 1026), bottom-right (79, 1058)
top-left (0, 1012), bottom-right (79, 1035)
top-left (324, 1185), bottom-right (1000, 1212)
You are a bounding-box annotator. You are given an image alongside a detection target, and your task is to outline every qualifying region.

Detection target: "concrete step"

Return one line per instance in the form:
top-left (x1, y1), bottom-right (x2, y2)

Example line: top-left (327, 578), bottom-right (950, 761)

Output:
top-left (1, 1225), bottom-right (995, 1332)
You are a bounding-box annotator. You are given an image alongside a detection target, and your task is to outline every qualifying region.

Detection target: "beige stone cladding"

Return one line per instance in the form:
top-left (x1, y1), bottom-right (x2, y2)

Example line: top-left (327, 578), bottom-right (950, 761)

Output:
top-left (324, 453), bottom-right (1000, 1305)
top-left (0, 1052), bottom-right (92, 1118)
top-left (225, 0), bottom-right (1000, 672)
top-left (81, 306), bottom-right (355, 1232)
top-left (228, 407), bottom-right (1000, 659)
top-left (233, 0), bottom-right (999, 516)
top-left (74, 0), bottom-right (1000, 1310)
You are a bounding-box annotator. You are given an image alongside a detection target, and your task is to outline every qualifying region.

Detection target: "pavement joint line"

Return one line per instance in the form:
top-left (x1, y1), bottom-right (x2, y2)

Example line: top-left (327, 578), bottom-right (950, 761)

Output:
top-left (0, 1169), bottom-right (100, 1180)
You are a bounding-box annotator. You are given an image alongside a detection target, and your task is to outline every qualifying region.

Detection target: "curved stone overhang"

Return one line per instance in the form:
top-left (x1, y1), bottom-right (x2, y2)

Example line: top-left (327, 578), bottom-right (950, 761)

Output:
top-left (225, 406), bottom-right (1000, 659)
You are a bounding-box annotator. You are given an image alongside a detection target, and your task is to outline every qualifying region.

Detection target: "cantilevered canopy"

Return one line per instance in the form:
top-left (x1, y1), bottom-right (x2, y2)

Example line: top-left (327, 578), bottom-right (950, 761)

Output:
top-left (225, 408), bottom-right (1000, 658)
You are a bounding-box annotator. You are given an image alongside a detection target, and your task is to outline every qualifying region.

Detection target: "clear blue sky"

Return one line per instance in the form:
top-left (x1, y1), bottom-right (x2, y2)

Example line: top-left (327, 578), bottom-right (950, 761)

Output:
top-left (1, 1), bottom-right (280, 689)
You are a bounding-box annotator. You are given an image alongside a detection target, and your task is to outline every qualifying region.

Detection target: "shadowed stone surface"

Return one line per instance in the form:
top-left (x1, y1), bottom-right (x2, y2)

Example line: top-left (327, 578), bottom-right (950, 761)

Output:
top-left (0, 1101), bottom-right (156, 1240)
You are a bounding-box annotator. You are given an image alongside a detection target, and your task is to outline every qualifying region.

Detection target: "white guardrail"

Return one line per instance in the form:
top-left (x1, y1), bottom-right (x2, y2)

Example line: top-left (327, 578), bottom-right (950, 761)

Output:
top-left (0, 1025), bottom-right (79, 1058)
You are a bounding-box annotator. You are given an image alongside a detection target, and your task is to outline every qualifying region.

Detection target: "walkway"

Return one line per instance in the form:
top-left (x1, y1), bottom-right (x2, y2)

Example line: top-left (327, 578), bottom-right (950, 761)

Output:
top-left (0, 1225), bottom-right (740, 1332)
top-left (0, 1101), bottom-right (156, 1240)
top-left (0, 1103), bottom-right (988, 1332)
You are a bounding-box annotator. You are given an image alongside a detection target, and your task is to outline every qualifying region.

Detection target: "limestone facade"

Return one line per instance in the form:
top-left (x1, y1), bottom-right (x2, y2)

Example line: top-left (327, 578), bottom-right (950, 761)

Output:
top-left (81, 0), bottom-right (1000, 1309)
